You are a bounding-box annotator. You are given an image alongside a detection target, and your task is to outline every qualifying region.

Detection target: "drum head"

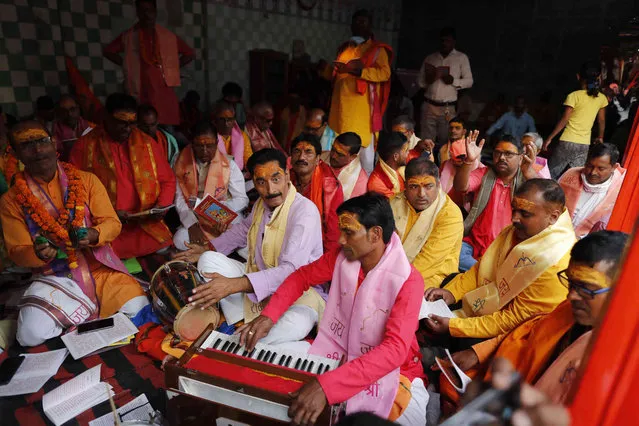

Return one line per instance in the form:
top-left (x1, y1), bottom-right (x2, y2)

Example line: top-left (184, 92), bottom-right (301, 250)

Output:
top-left (150, 261), bottom-right (205, 326)
top-left (174, 305), bottom-right (220, 342)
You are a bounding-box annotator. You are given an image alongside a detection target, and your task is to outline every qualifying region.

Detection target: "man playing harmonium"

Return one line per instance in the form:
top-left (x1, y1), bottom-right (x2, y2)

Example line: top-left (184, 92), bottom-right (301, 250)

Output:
top-left (237, 193), bottom-right (428, 425)
top-left (0, 121), bottom-right (148, 346)
top-left (174, 148), bottom-right (325, 349)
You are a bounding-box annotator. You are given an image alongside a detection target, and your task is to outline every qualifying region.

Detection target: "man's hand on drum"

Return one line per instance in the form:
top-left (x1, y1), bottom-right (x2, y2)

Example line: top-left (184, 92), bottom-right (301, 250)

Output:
top-left (236, 315), bottom-right (275, 351)
top-left (172, 241), bottom-right (209, 263)
top-left (188, 273), bottom-right (253, 309)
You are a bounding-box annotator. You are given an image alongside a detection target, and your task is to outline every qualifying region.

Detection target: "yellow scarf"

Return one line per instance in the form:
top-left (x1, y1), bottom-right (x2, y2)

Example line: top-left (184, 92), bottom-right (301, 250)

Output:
top-left (243, 184), bottom-right (297, 322)
top-left (379, 158), bottom-right (403, 194)
top-left (391, 190), bottom-right (447, 262)
top-left (460, 209), bottom-right (576, 317)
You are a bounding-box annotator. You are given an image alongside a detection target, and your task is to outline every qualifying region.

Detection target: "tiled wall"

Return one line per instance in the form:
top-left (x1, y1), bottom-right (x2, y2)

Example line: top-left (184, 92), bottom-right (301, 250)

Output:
top-left (0, 0), bottom-right (400, 118)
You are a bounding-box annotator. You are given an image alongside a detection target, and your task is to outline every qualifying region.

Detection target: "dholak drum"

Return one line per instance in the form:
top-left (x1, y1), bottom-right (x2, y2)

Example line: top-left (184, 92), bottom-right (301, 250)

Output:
top-left (149, 261), bottom-right (219, 328)
top-left (174, 305), bottom-right (220, 342)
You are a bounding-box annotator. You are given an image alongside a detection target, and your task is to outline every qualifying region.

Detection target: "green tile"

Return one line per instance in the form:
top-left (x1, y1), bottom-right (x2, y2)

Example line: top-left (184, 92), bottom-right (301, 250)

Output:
top-left (61, 27), bottom-right (73, 41)
top-left (87, 28), bottom-right (101, 43)
top-left (40, 56), bottom-right (58, 71)
top-left (13, 87), bottom-right (31, 103)
top-left (91, 57), bottom-right (104, 70)
top-left (48, 86), bottom-right (62, 100)
top-left (8, 55), bottom-right (25, 70)
top-left (58, 73), bottom-right (68, 86)
top-left (36, 25), bottom-right (53, 40)
top-left (183, 0), bottom-right (193, 13)
top-left (22, 39), bottom-right (39, 55)
top-left (76, 43), bottom-right (89, 56)
top-left (98, 15), bottom-right (111, 29)
top-left (0, 71), bottom-right (10, 87)
top-left (27, 70), bottom-right (44, 84)
top-left (92, 84), bottom-right (107, 97)
top-left (109, 2), bottom-right (123, 17)
top-left (2, 22), bottom-right (20, 39)
top-left (16, 6), bottom-right (33, 22)
top-left (84, 1), bottom-right (97, 14)
top-left (29, 0), bottom-right (49, 7)
top-left (194, 14), bottom-right (202, 25)
top-left (72, 12), bottom-right (86, 27)
top-left (58, 0), bottom-right (71, 10)
top-left (193, 38), bottom-right (201, 49)
top-left (104, 70), bottom-right (117, 83)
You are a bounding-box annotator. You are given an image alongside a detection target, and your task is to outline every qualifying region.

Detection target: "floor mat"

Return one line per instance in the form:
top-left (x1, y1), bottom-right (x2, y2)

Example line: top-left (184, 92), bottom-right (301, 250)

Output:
top-left (0, 338), bottom-right (166, 426)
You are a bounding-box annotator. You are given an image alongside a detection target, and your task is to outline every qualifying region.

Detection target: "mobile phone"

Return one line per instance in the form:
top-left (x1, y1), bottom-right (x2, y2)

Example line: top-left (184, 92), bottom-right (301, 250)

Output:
top-left (0, 356), bottom-right (25, 385)
top-left (77, 317), bottom-right (115, 334)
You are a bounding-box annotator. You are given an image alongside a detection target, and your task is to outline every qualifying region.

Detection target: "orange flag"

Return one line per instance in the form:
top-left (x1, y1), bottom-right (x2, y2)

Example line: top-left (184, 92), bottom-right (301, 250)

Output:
top-left (65, 56), bottom-right (103, 123)
top-left (607, 108), bottom-right (639, 233)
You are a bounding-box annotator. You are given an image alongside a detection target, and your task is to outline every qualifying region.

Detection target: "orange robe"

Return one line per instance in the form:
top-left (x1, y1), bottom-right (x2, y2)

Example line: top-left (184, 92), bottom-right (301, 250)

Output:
top-left (367, 162), bottom-right (405, 199)
top-left (70, 127), bottom-right (176, 258)
top-left (0, 167), bottom-right (144, 317)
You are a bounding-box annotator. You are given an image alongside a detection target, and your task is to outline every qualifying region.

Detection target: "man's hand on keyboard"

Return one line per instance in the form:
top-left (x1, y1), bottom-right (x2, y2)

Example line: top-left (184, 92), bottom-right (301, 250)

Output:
top-left (236, 315), bottom-right (274, 351)
top-left (289, 378), bottom-right (327, 426)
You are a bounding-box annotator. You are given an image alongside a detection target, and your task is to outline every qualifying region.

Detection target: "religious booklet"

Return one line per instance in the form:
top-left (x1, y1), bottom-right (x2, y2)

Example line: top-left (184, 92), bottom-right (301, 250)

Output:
top-left (435, 349), bottom-right (473, 394)
top-left (61, 312), bottom-right (138, 360)
top-left (43, 364), bottom-right (113, 426)
top-left (0, 348), bottom-right (68, 397)
top-left (88, 394), bottom-right (155, 426)
top-left (194, 194), bottom-right (238, 227)
top-left (127, 204), bottom-right (175, 218)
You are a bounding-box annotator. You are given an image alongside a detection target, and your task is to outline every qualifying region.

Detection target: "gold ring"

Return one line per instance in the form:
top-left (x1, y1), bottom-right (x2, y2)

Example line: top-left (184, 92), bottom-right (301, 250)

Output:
top-left (248, 331), bottom-right (255, 335)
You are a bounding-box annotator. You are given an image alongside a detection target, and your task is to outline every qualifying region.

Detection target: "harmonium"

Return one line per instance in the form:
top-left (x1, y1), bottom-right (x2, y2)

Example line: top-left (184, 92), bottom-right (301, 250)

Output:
top-left (165, 325), bottom-right (343, 425)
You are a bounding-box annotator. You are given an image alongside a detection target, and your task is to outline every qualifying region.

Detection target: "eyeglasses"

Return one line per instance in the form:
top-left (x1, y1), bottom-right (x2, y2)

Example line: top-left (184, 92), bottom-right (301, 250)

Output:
top-left (20, 137), bottom-right (53, 152)
top-left (493, 150), bottom-right (520, 160)
top-left (557, 270), bottom-right (611, 300)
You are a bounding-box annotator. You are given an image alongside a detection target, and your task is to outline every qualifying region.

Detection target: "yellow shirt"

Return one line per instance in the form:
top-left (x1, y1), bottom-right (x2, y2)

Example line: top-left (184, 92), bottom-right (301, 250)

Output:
top-left (445, 251), bottom-right (570, 338)
top-left (221, 130), bottom-right (253, 168)
top-left (328, 40), bottom-right (391, 147)
top-left (560, 90), bottom-right (608, 145)
top-left (402, 196), bottom-right (464, 289)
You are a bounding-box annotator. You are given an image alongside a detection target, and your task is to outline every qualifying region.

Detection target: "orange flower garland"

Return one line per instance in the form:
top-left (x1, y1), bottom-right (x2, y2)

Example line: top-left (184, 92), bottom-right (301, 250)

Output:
top-left (14, 162), bottom-right (87, 269)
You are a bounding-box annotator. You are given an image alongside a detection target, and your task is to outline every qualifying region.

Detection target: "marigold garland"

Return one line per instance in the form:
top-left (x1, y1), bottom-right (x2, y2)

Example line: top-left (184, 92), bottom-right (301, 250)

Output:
top-left (15, 162), bottom-right (87, 269)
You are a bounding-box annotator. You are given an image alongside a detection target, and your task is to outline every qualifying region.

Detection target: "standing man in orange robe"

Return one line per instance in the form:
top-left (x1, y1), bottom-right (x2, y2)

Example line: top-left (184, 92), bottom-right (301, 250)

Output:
top-left (103, 0), bottom-right (195, 126)
top-left (1, 121), bottom-right (148, 347)
top-left (329, 9), bottom-right (392, 174)
top-left (70, 93), bottom-right (176, 259)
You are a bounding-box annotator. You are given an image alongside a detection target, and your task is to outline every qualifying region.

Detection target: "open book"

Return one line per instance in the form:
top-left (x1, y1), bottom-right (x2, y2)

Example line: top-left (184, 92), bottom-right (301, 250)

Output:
top-left (435, 348), bottom-right (473, 394)
top-left (194, 194), bottom-right (238, 227)
top-left (61, 312), bottom-right (138, 360)
top-left (89, 394), bottom-right (155, 426)
top-left (43, 365), bottom-right (113, 426)
top-left (0, 348), bottom-right (68, 397)
top-left (419, 298), bottom-right (457, 320)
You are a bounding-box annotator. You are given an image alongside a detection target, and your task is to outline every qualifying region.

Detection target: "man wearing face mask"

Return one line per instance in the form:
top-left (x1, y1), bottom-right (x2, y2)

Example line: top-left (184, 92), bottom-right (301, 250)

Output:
top-left (103, 0), bottom-right (195, 126)
top-left (390, 158), bottom-right (463, 290)
top-left (70, 93), bottom-right (176, 259)
top-left (439, 230), bottom-right (628, 409)
top-left (424, 179), bottom-right (575, 343)
top-left (246, 102), bottom-right (286, 154)
top-left (174, 149), bottom-right (325, 348)
top-left (328, 132), bottom-right (368, 201)
top-left (559, 143), bottom-right (626, 238)
top-left (329, 9), bottom-right (393, 174)
top-left (290, 133), bottom-right (344, 253)
top-left (237, 193), bottom-right (428, 426)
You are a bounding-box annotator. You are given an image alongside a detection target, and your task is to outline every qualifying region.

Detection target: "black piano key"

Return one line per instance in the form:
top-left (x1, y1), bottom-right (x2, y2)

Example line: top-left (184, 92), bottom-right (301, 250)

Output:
top-left (221, 341), bottom-right (231, 351)
top-left (324, 364), bottom-right (331, 374)
top-left (257, 349), bottom-right (265, 360)
top-left (300, 360), bottom-right (308, 371)
top-left (264, 351), bottom-right (272, 362)
top-left (294, 358), bottom-right (302, 369)
top-left (228, 343), bottom-right (237, 353)
top-left (307, 361), bottom-right (314, 372)
top-left (278, 355), bottom-right (286, 365)
top-left (269, 352), bottom-right (277, 363)
top-left (242, 349), bottom-right (249, 357)
top-left (234, 344), bottom-right (243, 354)
top-left (317, 363), bottom-right (324, 374)
top-left (285, 356), bottom-right (292, 367)
top-left (249, 348), bottom-right (256, 358)
top-left (213, 338), bottom-right (222, 349)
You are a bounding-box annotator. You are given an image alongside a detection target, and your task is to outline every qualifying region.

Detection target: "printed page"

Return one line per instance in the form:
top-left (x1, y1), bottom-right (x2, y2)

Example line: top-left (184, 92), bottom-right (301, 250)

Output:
top-left (89, 394), bottom-right (154, 426)
top-left (61, 313), bottom-right (138, 359)
top-left (45, 382), bottom-right (113, 426)
top-left (42, 364), bottom-right (101, 412)
top-left (419, 298), bottom-right (457, 320)
top-left (0, 349), bottom-right (69, 396)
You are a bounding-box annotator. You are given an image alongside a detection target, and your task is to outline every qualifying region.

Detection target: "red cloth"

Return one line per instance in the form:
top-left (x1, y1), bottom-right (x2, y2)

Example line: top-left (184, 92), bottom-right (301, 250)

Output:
top-left (367, 162), bottom-right (405, 199)
top-left (356, 41), bottom-right (394, 133)
top-left (261, 248), bottom-right (425, 405)
top-left (104, 28), bottom-right (194, 125)
top-left (69, 130), bottom-right (176, 258)
top-left (462, 167), bottom-right (513, 258)
top-left (65, 56), bottom-right (103, 123)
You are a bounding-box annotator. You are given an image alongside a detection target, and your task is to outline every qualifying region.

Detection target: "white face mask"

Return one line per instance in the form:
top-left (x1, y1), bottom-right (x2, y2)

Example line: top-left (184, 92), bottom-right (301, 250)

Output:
top-left (350, 36), bottom-right (366, 45)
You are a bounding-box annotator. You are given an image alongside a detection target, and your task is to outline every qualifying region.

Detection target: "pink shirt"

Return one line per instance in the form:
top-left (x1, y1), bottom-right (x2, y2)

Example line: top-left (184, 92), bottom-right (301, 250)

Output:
top-left (463, 167), bottom-right (513, 258)
top-left (262, 249), bottom-right (425, 405)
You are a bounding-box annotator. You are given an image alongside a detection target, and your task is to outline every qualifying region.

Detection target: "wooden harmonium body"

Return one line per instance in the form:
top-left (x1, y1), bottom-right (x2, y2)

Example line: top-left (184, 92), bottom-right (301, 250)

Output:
top-left (165, 326), bottom-right (342, 425)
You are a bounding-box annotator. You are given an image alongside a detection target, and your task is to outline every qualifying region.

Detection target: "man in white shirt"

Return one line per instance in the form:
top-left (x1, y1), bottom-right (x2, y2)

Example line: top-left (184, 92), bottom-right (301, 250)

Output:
top-left (418, 27), bottom-right (473, 148)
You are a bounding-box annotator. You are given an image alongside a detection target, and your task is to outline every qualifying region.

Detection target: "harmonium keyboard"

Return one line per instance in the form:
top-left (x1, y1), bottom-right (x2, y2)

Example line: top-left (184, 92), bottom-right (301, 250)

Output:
top-left (165, 325), bottom-right (343, 426)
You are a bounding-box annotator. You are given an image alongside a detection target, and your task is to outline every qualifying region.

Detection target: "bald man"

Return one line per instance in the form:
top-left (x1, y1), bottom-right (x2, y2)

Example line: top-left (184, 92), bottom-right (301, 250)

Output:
top-left (246, 102), bottom-right (286, 154)
top-left (53, 95), bottom-right (95, 160)
top-left (304, 108), bottom-right (336, 153)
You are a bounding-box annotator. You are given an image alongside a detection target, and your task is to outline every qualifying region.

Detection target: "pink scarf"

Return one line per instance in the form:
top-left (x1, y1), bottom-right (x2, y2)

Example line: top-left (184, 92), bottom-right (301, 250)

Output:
top-left (217, 122), bottom-right (246, 170)
top-left (309, 233), bottom-right (411, 417)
